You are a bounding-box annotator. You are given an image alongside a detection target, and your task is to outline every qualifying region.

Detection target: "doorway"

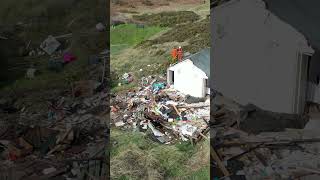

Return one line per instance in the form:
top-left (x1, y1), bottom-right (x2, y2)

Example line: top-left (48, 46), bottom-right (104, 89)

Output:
top-left (168, 70), bottom-right (174, 85)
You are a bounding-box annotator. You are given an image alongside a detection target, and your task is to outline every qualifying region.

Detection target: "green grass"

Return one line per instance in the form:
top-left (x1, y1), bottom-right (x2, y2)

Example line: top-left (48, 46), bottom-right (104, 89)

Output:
top-left (110, 24), bottom-right (165, 55)
top-left (110, 23), bottom-right (168, 91)
top-left (110, 128), bottom-right (209, 179)
top-left (185, 165), bottom-right (210, 180)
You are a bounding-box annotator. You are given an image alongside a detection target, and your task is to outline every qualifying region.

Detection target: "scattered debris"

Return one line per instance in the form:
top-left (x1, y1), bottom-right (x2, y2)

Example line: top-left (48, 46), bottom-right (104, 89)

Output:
top-left (40, 35), bottom-right (61, 55)
top-left (0, 35), bottom-right (8, 40)
top-left (48, 58), bottom-right (64, 72)
top-left (8, 137), bottom-right (33, 159)
top-left (63, 52), bottom-right (77, 64)
top-left (0, 80), bottom-right (109, 179)
top-left (26, 67), bottom-right (37, 79)
top-left (185, 95), bottom-right (206, 104)
top-left (42, 167), bottom-right (57, 175)
top-left (121, 73), bottom-right (134, 84)
top-left (111, 75), bottom-right (209, 144)
top-left (96, 23), bottom-right (106, 32)
top-left (73, 80), bottom-right (101, 97)
top-left (88, 55), bottom-right (101, 65)
top-left (211, 94), bottom-right (320, 179)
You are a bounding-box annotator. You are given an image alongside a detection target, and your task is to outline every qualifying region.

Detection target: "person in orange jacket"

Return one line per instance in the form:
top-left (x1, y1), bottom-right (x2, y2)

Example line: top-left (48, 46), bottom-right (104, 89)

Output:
top-left (177, 46), bottom-right (183, 61)
top-left (171, 48), bottom-right (178, 60)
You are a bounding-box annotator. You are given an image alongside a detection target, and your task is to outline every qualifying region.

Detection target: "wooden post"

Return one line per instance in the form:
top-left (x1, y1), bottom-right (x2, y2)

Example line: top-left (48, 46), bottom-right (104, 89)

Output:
top-left (101, 56), bottom-right (107, 84)
top-left (210, 145), bottom-right (231, 177)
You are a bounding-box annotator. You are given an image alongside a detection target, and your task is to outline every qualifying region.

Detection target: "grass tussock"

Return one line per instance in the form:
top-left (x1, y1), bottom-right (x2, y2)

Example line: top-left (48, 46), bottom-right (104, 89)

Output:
top-left (110, 129), bottom-right (210, 179)
top-left (111, 146), bottom-right (164, 180)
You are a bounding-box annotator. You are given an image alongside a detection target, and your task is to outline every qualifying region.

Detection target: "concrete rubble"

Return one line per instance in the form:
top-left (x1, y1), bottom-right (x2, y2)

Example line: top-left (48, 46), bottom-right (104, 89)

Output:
top-left (211, 94), bottom-right (320, 180)
top-left (0, 83), bottom-right (109, 179)
top-left (111, 75), bottom-right (210, 144)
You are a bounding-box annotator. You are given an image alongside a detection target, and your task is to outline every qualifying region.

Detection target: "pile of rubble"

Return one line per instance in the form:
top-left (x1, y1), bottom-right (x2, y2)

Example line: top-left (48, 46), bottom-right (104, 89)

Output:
top-left (211, 95), bottom-right (320, 180)
top-left (111, 75), bottom-right (210, 144)
top-left (0, 83), bottom-right (109, 179)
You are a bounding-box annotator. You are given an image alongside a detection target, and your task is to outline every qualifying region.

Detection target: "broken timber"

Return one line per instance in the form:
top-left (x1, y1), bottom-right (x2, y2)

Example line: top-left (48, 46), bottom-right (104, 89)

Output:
top-left (210, 145), bottom-right (231, 177)
top-left (217, 138), bottom-right (320, 148)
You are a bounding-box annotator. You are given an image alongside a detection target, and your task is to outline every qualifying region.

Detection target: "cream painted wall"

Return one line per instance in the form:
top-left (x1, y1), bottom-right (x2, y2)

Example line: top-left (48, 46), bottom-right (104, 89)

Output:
top-left (168, 60), bottom-right (208, 97)
top-left (212, 0), bottom-right (313, 114)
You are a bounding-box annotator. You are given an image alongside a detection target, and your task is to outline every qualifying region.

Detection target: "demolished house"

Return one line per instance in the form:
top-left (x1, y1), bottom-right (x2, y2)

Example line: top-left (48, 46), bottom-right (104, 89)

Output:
top-left (167, 48), bottom-right (210, 98)
top-left (212, 0), bottom-right (320, 114)
top-left (111, 74), bottom-right (210, 145)
top-left (210, 0), bottom-right (320, 179)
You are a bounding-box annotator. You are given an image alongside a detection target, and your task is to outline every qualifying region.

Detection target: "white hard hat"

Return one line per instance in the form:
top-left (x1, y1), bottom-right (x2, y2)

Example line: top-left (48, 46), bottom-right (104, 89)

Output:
top-left (179, 46), bottom-right (181, 48)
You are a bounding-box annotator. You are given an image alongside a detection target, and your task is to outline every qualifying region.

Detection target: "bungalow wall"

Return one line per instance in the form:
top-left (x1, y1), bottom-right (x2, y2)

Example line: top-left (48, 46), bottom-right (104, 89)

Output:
top-left (212, 0), bottom-right (313, 114)
top-left (168, 60), bottom-right (208, 98)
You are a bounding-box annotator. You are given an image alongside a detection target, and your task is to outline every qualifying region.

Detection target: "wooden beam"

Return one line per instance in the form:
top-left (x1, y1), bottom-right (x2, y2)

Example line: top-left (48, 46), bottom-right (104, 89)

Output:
top-left (210, 145), bottom-right (231, 177)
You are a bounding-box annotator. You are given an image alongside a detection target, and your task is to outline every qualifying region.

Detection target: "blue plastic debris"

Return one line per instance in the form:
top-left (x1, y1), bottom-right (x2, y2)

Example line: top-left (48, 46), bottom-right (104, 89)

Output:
top-left (152, 82), bottom-right (166, 93)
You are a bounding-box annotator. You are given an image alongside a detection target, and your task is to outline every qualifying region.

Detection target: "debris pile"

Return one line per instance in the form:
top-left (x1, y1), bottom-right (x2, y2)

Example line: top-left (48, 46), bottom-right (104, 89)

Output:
top-left (0, 85), bottom-right (109, 179)
top-left (211, 94), bottom-right (320, 180)
top-left (111, 75), bottom-right (210, 144)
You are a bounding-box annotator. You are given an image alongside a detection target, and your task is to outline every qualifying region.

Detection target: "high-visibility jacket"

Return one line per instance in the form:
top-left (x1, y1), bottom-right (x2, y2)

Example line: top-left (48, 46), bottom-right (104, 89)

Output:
top-left (171, 48), bottom-right (178, 59)
top-left (177, 49), bottom-right (183, 61)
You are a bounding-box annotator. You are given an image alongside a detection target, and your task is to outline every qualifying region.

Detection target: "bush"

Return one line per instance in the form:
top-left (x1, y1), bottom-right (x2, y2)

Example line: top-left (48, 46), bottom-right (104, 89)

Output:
top-left (133, 11), bottom-right (200, 27)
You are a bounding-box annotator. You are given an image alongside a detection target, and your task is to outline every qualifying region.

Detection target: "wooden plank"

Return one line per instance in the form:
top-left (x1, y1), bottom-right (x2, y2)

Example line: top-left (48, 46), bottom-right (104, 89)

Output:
top-left (53, 33), bottom-right (72, 39)
top-left (295, 167), bottom-right (320, 174)
top-left (199, 132), bottom-right (208, 140)
top-left (0, 35), bottom-right (8, 40)
top-left (84, 170), bottom-right (100, 180)
top-left (38, 168), bottom-right (67, 180)
top-left (210, 145), bottom-right (231, 177)
top-left (101, 57), bottom-right (107, 84)
top-left (220, 138), bottom-right (320, 147)
top-left (189, 136), bottom-right (194, 147)
top-left (172, 104), bottom-right (181, 118)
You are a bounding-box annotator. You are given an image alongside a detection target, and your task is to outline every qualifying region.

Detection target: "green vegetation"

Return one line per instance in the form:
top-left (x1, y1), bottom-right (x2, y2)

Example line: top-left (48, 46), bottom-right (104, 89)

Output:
top-left (110, 129), bottom-right (209, 179)
top-left (185, 165), bottom-right (210, 179)
top-left (110, 23), bottom-right (169, 91)
top-left (110, 13), bottom-right (210, 93)
top-left (0, 0), bottom-right (106, 41)
top-left (0, 32), bottom-right (107, 93)
top-left (0, 0), bottom-right (107, 91)
top-left (133, 11), bottom-right (200, 27)
top-left (141, 17), bottom-right (210, 53)
top-left (110, 24), bottom-right (165, 55)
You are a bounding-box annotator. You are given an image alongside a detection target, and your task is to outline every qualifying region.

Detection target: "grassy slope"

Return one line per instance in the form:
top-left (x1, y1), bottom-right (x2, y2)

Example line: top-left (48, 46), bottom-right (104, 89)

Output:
top-left (110, 2), bottom-right (210, 179)
top-left (110, 10), bottom-right (208, 92)
top-left (111, 129), bottom-right (210, 180)
top-left (111, 24), bottom-right (165, 55)
top-left (0, 0), bottom-right (108, 93)
top-left (110, 23), bottom-right (169, 92)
